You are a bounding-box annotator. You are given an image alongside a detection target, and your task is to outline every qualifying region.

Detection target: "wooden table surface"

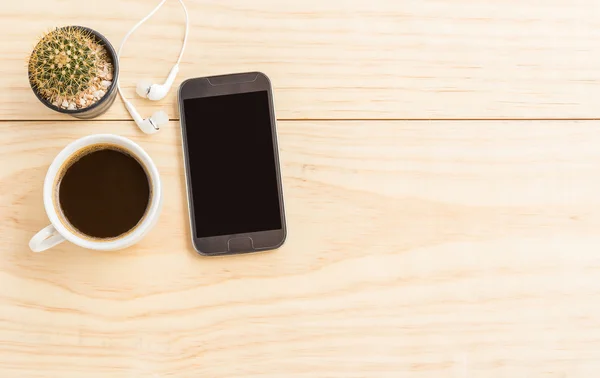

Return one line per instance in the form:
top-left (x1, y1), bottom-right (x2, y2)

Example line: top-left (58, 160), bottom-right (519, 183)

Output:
top-left (2, 1), bottom-right (600, 377)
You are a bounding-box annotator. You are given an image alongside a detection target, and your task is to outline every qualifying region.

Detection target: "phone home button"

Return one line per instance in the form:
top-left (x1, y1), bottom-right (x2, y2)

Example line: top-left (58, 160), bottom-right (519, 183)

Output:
top-left (227, 237), bottom-right (254, 253)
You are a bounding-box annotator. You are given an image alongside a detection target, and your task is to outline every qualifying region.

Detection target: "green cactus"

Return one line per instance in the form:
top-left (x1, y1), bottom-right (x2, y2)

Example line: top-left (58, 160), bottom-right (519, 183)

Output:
top-left (28, 26), bottom-right (107, 105)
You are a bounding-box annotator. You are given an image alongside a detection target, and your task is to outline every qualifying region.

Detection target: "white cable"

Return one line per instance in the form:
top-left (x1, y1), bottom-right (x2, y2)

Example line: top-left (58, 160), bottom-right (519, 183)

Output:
top-left (177, 0), bottom-right (189, 65)
top-left (116, 0), bottom-right (189, 104)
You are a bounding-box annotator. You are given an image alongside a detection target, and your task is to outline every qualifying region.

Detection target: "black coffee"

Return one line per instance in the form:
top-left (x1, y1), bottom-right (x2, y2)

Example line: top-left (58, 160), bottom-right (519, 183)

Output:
top-left (58, 146), bottom-right (150, 239)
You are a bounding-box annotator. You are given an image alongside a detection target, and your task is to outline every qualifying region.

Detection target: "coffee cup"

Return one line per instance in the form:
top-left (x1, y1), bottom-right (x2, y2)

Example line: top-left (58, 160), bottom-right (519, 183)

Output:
top-left (29, 134), bottom-right (162, 252)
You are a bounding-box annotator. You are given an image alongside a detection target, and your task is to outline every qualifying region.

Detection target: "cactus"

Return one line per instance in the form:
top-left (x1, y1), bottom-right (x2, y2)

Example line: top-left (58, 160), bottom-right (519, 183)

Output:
top-left (28, 26), bottom-right (108, 106)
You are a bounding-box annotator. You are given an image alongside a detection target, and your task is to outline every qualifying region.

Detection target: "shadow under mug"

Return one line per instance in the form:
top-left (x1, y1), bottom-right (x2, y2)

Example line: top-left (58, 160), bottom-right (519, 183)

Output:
top-left (29, 134), bottom-right (163, 252)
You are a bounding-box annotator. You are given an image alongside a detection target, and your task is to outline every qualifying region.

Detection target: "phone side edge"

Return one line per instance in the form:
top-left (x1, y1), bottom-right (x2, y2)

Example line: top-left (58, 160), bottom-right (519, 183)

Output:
top-left (178, 79), bottom-right (211, 256)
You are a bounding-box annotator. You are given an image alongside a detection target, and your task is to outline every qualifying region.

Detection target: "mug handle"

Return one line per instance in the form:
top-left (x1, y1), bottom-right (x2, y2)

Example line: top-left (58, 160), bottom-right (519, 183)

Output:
top-left (29, 225), bottom-right (66, 252)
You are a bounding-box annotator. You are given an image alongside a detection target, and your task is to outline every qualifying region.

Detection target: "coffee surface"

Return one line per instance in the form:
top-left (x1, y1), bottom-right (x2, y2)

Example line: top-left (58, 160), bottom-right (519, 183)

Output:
top-left (58, 147), bottom-right (150, 239)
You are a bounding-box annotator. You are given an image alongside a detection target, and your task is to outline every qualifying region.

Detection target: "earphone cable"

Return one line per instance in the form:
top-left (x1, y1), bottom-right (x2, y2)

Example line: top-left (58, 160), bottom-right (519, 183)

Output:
top-left (116, 0), bottom-right (189, 104)
top-left (177, 0), bottom-right (189, 65)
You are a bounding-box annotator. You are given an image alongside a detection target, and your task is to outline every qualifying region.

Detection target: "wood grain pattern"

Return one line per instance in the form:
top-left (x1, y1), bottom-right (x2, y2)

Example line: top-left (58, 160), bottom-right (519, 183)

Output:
top-left (2, 120), bottom-right (600, 376)
top-left (3, 0), bottom-right (600, 375)
top-left (2, 0), bottom-right (600, 120)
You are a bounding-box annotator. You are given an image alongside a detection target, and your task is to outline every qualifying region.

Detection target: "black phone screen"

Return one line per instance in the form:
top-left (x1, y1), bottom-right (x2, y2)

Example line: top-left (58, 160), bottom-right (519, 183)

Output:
top-left (183, 91), bottom-right (282, 238)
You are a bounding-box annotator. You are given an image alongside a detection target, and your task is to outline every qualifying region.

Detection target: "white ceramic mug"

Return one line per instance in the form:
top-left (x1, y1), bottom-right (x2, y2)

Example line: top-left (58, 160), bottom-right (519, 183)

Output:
top-left (29, 134), bottom-right (162, 252)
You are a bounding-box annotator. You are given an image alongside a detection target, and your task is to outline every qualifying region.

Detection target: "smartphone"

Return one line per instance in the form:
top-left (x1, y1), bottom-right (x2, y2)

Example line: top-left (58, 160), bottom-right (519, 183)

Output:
top-left (178, 72), bottom-right (286, 256)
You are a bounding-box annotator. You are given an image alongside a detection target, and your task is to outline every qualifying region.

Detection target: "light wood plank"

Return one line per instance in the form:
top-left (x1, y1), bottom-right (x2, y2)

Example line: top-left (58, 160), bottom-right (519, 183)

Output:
top-left (2, 0), bottom-right (600, 120)
top-left (2, 120), bottom-right (600, 376)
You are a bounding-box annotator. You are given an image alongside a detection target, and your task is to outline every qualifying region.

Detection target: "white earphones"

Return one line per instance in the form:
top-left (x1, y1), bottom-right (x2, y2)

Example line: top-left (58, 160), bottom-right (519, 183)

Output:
top-left (117, 0), bottom-right (189, 134)
top-left (136, 64), bottom-right (180, 101)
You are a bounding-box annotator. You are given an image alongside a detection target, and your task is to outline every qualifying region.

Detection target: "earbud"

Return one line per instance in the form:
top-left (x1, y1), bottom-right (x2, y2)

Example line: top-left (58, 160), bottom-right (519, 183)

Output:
top-left (135, 79), bottom-right (153, 98)
top-left (124, 101), bottom-right (169, 135)
top-left (136, 64), bottom-right (180, 101)
top-left (116, 0), bottom-right (188, 134)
